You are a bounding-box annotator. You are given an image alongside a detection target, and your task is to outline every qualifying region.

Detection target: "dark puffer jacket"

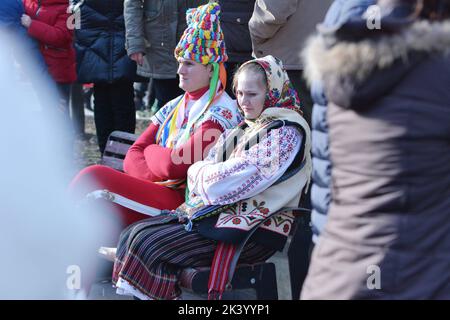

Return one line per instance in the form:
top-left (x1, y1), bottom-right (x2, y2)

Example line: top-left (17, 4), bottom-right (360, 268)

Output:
top-left (74, 0), bottom-right (137, 83)
top-left (310, 0), bottom-right (375, 243)
top-left (310, 80), bottom-right (330, 243)
top-left (218, 0), bottom-right (255, 64)
top-left (302, 20), bottom-right (450, 299)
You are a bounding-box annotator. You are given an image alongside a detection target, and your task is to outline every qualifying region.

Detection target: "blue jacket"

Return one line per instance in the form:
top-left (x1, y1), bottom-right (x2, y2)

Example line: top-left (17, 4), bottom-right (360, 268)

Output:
top-left (74, 0), bottom-right (138, 83)
top-left (311, 0), bottom-right (374, 243)
top-left (0, 0), bottom-right (46, 71)
top-left (0, 0), bottom-right (59, 106)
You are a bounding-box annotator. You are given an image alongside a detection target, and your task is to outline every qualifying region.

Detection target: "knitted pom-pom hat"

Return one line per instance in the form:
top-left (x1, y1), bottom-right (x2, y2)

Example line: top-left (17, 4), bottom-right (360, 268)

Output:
top-left (174, 2), bottom-right (228, 65)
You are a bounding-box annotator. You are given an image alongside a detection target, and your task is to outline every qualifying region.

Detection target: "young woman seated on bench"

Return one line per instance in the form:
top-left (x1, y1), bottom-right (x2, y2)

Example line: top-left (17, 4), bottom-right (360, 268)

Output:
top-left (109, 55), bottom-right (312, 300)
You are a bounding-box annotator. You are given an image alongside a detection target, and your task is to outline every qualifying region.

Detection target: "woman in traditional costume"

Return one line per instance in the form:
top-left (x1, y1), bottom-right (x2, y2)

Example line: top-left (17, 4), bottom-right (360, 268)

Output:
top-left (111, 55), bottom-right (312, 300)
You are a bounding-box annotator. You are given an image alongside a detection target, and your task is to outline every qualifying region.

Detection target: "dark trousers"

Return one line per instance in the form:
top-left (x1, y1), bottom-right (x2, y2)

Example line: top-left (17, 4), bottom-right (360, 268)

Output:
top-left (152, 77), bottom-right (183, 111)
top-left (134, 80), bottom-right (150, 110)
top-left (56, 83), bottom-right (75, 134)
top-left (70, 83), bottom-right (85, 136)
top-left (56, 83), bottom-right (71, 112)
top-left (287, 70), bottom-right (313, 127)
top-left (93, 81), bottom-right (136, 153)
top-left (225, 62), bottom-right (243, 99)
top-left (287, 70), bottom-right (313, 229)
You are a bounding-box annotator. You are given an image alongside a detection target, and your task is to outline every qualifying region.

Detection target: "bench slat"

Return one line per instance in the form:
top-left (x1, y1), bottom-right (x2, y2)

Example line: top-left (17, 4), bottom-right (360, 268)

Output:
top-left (108, 131), bottom-right (139, 143)
top-left (100, 156), bottom-right (125, 172)
top-left (103, 141), bottom-right (133, 158)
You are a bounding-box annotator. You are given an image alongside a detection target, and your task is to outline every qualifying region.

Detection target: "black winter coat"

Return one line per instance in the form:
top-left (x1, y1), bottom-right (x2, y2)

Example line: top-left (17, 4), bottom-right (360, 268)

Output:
top-left (74, 0), bottom-right (138, 83)
top-left (218, 0), bottom-right (255, 64)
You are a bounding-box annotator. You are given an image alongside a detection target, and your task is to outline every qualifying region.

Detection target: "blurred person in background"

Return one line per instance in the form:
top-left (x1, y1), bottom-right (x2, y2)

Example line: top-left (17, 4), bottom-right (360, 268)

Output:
top-left (286, 0), bottom-right (375, 299)
top-left (0, 0), bottom-right (59, 108)
top-left (70, 83), bottom-right (85, 139)
top-left (74, 0), bottom-right (136, 154)
top-left (249, 0), bottom-right (333, 126)
top-left (22, 0), bottom-right (76, 124)
top-left (308, 0), bottom-right (375, 253)
top-left (133, 80), bottom-right (150, 112)
top-left (72, 0), bottom-right (140, 154)
top-left (216, 0), bottom-right (256, 99)
top-left (0, 28), bottom-right (110, 300)
top-left (124, 0), bottom-right (207, 114)
top-left (302, 0), bottom-right (450, 299)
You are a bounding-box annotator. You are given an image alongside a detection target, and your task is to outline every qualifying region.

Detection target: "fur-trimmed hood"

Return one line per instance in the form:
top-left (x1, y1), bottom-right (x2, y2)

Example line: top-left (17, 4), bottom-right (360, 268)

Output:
top-left (302, 20), bottom-right (450, 108)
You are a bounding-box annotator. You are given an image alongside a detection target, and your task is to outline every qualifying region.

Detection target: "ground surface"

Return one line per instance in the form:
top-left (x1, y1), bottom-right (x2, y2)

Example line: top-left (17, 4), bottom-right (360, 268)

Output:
top-left (73, 112), bottom-right (151, 170)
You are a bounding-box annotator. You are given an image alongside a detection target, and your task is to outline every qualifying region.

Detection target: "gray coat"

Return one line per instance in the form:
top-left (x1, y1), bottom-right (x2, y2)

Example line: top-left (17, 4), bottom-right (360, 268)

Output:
top-left (302, 20), bottom-right (450, 299)
top-left (124, 0), bottom-right (206, 79)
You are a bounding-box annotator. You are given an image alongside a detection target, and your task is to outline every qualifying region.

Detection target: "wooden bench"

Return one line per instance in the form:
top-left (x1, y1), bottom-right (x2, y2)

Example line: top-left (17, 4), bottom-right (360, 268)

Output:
top-left (100, 130), bottom-right (312, 299)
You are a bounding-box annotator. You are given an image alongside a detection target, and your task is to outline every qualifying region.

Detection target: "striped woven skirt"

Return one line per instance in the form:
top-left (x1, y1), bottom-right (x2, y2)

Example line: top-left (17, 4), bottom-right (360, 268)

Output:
top-left (112, 215), bottom-right (275, 300)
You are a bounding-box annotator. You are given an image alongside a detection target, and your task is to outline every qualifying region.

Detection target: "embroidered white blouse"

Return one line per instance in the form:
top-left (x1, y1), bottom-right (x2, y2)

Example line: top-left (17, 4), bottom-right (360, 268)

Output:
top-left (151, 88), bottom-right (242, 148)
top-left (187, 126), bottom-right (302, 206)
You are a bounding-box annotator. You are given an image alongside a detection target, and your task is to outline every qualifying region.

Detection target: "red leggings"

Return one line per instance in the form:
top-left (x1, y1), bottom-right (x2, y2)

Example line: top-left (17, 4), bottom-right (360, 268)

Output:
top-left (69, 165), bottom-right (185, 228)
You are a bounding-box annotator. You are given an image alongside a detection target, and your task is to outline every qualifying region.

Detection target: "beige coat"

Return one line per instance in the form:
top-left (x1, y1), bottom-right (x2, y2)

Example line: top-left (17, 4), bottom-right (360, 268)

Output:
top-left (249, 0), bottom-right (332, 70)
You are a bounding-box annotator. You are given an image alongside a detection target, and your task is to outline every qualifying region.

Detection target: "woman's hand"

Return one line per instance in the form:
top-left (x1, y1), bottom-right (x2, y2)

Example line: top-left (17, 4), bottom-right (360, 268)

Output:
top-left (130, 52), bottom-right (144, 66)
top-left (21, 14), bottom-right (32, 28)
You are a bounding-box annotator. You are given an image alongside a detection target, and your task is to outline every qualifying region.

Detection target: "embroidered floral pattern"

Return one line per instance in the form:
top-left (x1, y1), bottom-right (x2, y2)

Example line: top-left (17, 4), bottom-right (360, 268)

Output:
top-left (203, 162), bottom-right (250, 185)
top-left (151, 96), bottom-right (242, 148)
top-left (211, 174), bottom-right (263, 204)
top-left (253, 200), bottom-right (269, 215)
top-left (232, 218), bottom-right (241, 225)
top-left (183, 56), bottom-right (311, 242)
top-left (216, 212), bottom-right (266, 230)
top-left (201, 130), bottom-right (227, 162)
top-left (195, 126), bottom-right (301, 205)
top-left (151, 97), bottom-right (180, 126)
top-left (215, 208), bottom-right (295, 235)
top-left (196, 105), bottom-right (243, 133)
top-left (221, 109), bottom-right (233, 120)
top-left (243, 55), bottom-right (302, 114)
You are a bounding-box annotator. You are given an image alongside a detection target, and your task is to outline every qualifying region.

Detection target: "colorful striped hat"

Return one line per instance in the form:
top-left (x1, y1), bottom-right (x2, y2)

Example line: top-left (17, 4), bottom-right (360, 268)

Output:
top-left (174, 2), bottom-right (228, 65)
